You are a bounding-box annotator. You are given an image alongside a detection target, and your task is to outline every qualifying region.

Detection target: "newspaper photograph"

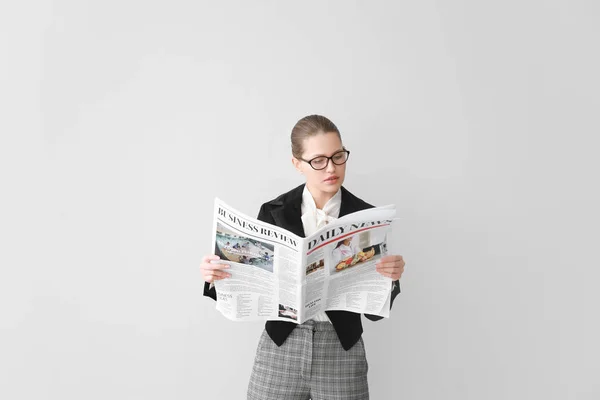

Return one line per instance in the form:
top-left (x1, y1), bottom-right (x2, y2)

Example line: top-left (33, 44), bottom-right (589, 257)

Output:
top-left (212, 198), bottom-right (396, 324)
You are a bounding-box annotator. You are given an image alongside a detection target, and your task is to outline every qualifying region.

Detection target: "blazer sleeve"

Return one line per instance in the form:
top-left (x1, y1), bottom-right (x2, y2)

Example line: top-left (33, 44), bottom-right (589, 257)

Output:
top-left (364, 280), bottom-right (401, 321)
top-left (203, 278), bottom-right (217, 301)
top-left (203, 203), bottom-right (273, 301)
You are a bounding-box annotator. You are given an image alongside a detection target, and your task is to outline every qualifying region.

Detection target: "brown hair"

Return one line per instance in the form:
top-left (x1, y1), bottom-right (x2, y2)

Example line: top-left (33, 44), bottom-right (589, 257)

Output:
top-left (291, 115), bottom-right (341, 158)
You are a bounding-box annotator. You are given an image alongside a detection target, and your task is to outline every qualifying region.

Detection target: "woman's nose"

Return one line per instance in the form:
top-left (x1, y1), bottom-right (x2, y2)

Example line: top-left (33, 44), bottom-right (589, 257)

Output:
top-left (325, 159), bottom-right (336, 172)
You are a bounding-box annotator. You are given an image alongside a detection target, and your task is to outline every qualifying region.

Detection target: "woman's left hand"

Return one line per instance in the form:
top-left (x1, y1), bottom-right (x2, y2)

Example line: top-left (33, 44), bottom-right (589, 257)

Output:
top-left (376, 255), bottom-right (405, 280)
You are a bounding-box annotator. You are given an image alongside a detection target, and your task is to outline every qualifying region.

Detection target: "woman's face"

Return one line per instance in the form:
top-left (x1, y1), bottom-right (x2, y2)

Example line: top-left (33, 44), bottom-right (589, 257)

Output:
top-left (343, 238), bottom-right (352, 246)
top-left (292, 132), bottom-right (346, 196)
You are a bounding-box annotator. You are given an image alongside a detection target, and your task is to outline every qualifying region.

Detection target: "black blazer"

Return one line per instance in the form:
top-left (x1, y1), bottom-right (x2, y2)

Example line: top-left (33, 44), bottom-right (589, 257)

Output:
top-left (204, 184), bottom-right (401, 350)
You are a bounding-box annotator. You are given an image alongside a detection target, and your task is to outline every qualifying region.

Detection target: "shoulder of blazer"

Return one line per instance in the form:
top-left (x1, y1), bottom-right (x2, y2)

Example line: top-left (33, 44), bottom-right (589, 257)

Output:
top-left (262, 183), bottom-right (305, 208)
top-left (256, 184), bottom-right (304, 222)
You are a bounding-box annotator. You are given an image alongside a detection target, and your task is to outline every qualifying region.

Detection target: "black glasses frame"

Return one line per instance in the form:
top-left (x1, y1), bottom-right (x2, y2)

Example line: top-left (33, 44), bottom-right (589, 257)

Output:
top-left (299, 150), bottom-right (351, 170)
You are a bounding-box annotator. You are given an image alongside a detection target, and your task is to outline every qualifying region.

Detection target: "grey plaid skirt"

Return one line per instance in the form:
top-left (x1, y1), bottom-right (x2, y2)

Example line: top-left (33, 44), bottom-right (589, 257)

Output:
top-left (247, 320), bottom-right (369, 400)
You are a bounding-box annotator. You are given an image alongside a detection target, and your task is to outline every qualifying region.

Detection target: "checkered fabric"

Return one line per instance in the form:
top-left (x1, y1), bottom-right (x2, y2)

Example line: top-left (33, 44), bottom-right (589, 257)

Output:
top-left (247, 320), bottom-right (369, 399)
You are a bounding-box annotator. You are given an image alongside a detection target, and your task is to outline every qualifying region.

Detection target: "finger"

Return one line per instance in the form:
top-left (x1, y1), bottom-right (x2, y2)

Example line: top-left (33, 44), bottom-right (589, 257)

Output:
top-left (204, 269), bottom-right (231, 282)
top-left (376, 269), bottom-right (394, 278)
top-left (212, 270), bottom-right (232, 280)
top-left (380, 269), bottom-right (403, 279)
top-left (202, 254), bottom-right (221, 263)
top-left (378, 260), bottom-right (405, 268)
top-left (377, 262), bottom-right (405, 273)
top-left (202, 263), bottom-right (230, 270)
top-left (376, 266), bottom-right (398, 273)
top-left (376, 260), bottom-right (404, 269)
top-left (380, 255), bottom-right (403, 263)
top-left (377, 269), bottom-right (403, 278)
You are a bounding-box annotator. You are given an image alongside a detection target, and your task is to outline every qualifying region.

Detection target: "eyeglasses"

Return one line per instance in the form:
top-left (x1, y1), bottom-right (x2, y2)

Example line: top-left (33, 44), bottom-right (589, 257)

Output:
top-left (299, 150), bottom-right (350, 170)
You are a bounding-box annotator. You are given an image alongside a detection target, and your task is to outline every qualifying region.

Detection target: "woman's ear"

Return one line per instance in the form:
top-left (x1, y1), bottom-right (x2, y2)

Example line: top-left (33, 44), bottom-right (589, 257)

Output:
top-left (292, 157), bottom-right (302, 173)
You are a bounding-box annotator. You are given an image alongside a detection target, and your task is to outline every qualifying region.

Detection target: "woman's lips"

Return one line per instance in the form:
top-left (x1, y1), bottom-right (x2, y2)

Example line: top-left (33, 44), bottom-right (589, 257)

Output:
top-left (324, 176), bottom-right (339, 184)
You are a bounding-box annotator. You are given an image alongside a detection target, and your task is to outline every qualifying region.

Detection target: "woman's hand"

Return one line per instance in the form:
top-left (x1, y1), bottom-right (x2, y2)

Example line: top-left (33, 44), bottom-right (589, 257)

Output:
top-left (376, 255), bottom-right (405, 280)
top-left (200, 255), bottom-right (231, 283)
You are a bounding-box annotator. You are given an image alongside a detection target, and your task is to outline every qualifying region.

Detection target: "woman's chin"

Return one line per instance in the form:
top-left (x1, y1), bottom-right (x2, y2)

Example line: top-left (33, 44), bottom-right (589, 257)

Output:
top-left (319, 181), bottom-right (342, 193)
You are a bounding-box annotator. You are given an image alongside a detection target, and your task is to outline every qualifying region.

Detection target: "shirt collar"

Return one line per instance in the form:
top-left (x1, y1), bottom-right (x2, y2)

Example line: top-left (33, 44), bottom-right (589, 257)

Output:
top-left (302, 185), bottom-right (342, 217)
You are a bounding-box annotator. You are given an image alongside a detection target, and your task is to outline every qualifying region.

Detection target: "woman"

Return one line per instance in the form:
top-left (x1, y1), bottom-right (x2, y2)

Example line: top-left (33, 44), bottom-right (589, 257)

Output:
top-left (200, 115), bottom-right (405, 399)
top-left (332, 237), bottom-right (360, 264)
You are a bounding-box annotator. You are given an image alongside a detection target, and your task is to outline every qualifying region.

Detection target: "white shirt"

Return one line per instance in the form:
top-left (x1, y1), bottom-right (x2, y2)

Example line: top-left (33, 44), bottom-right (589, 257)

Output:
top-left (301, 186), bottom-right (342, 323)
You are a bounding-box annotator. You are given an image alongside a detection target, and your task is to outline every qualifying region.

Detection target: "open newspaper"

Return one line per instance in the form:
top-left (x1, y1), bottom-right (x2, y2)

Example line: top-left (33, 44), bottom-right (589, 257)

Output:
top-left (212, 198), bottom-right (396, 324)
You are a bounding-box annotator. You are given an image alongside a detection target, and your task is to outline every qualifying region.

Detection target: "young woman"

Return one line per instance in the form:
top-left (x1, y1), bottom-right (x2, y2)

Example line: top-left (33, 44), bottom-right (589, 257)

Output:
top-left (332, 237), bottom-right (376, 271)
top-left (200, 115), bottom-right (405, 400)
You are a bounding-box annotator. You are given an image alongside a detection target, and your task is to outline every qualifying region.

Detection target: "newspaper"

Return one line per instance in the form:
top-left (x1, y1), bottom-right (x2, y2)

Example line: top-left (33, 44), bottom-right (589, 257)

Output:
top-left (212, 198), bottom-right (396, 324)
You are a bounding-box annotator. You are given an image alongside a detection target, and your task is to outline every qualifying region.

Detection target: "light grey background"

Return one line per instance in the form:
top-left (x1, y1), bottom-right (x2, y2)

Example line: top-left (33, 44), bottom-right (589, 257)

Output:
top-left (1, 1), bottom-right (599, 399)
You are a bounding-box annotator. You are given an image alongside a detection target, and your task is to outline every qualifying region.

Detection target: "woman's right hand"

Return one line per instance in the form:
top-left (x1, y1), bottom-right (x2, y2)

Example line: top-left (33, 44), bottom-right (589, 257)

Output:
top-left (200, 255), bottom-right (231, 283)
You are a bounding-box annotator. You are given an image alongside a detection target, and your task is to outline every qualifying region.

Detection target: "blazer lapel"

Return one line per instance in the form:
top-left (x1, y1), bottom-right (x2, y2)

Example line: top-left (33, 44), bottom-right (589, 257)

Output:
top-left (339, 186), bottom-right (371, 217)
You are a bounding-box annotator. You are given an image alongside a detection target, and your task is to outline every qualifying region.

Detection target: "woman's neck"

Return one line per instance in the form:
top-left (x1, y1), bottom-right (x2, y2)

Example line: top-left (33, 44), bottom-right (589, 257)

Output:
top-left (306, 184), bottom-right (335, 210)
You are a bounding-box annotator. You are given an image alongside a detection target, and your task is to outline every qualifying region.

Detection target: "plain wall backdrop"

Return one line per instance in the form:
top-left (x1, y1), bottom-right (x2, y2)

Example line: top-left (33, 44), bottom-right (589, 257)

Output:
top-left (1, 1), bottom-right (599, 399)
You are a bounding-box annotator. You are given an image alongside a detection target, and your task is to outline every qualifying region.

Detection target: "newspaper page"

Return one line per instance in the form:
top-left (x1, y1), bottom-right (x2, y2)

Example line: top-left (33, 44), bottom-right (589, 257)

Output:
top-left (301, 206), bottom-right (396, 321)
top-left (212, 199), bottom-right (396, 324)
top-left (212, 199), bottom-right (305, 323)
